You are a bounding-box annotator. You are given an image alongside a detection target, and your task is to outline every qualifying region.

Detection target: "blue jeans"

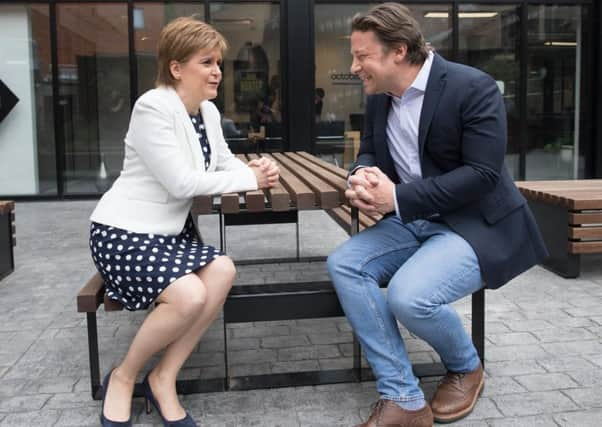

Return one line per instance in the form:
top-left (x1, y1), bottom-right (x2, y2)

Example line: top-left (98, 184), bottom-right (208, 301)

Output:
top-left (327, 215), bottom-right (483, 405)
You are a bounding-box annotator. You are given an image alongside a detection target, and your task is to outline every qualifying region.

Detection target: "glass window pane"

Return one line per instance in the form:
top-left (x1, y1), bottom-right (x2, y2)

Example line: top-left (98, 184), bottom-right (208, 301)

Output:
top-left (56, 3), bottom-right (130, 194)
top-left (314, 3), bottom-right (451, 168)
top-left (0, 4), bottom-right (55, 196)
top-left (526, 5), bottom-right (585, 180)
top-left (458, 4), bottom-right (521, 179)
top-left (210, 2), bottom-right (281, 154)
top-left (134, 3), bottom-right (205, 95)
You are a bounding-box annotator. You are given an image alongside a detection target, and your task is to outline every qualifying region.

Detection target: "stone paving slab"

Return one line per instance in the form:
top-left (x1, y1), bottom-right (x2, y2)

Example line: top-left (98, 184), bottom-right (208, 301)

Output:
top-left (0, 201), bottom-right (601, 426)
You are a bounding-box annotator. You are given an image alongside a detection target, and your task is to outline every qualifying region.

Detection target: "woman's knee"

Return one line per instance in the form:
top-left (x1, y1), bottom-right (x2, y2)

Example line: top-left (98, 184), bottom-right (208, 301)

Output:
top-left (161, 277), bottom-right (208, 319)
top-left (203, 256), bottom-right (236, 288)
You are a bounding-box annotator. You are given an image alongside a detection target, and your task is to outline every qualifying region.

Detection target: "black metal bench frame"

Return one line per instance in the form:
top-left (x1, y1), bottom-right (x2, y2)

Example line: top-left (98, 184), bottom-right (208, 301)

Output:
top-left (80, 208), bottom-right (485, 400)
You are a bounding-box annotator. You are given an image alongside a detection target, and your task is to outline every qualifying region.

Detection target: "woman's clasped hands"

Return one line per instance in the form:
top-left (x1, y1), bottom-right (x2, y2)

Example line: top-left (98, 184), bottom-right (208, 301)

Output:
top-left (248, 157), bottom-right (280, 189)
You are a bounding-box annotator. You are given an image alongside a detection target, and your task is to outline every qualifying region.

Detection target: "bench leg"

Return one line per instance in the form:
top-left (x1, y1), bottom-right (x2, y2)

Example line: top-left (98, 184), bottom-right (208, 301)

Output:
top-left (223, 318), bottom-right (230, 391)
top-left (528, 199), bottom-right (580, 278)
top-left (86, 312), bottom-right (102, 400)
top-left (472, 289), bottom-right (485, 368)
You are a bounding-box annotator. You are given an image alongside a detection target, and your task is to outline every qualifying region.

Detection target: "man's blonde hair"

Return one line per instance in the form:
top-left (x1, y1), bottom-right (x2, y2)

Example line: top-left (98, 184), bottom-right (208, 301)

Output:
top-left (351, 3), bottom-right (429, 65)
top-left (156, 16), bottom-right (227, 87)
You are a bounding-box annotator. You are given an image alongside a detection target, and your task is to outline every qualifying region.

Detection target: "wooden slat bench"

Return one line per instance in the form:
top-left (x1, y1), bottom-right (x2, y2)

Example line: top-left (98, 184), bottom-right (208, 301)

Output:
top-left (0, 201), bottom-right (16, 280)
top-left (78, 152), bottom-right (486, 399)
top-left (516, 180), bottom-right (602, 277)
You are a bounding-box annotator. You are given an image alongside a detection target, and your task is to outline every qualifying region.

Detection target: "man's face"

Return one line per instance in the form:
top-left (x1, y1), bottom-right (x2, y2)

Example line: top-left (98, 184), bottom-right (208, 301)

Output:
top-left (350, 31), bottom-right (398, 95)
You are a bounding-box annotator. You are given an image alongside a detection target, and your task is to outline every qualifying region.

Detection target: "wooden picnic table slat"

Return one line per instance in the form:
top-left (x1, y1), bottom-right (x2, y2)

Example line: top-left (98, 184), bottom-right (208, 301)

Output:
top-left (283, 152), bottom-right (347, 201)
top-left (238, 154), bottom-right (266, 212)
top-left (263, 153), bottom-right (315, 209)
top-left (251, 153), bottom-right (291, 211)
top-left (296, 151), bottom-right (348, 180)
top-left (272, 153), bottom-right (339, 209)
top-left (190, 195), bottom-right (213, 215)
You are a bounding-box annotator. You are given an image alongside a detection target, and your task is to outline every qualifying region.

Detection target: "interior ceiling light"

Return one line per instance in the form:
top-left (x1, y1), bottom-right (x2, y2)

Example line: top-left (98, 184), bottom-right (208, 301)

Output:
top-left (425, 12), bottom-right (498, 19)
top-left (212, 18), bottom-right (253, 25)
top-left (544, 41), bottom-right (577, 46)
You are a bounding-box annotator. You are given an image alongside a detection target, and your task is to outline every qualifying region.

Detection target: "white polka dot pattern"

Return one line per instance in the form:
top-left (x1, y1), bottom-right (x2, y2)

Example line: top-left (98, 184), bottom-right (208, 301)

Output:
top-left (89, 216), bottom-right (221, 311)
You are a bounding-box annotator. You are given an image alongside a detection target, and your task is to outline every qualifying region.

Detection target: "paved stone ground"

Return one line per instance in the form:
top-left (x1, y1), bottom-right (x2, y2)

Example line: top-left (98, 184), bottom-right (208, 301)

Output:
top-left (1, 201), bottom-right (601, 427)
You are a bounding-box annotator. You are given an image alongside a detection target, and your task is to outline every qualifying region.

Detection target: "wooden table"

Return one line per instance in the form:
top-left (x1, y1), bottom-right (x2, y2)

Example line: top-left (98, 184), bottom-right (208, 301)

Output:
top-left (516, 180), bottom-right (602, 277)
top-left (191, 151), bottom-right (356, 260)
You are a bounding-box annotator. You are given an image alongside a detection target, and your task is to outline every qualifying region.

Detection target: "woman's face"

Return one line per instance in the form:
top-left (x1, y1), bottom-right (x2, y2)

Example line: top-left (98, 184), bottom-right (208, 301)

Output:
top-left (173, 47), bottom-right (223, 103)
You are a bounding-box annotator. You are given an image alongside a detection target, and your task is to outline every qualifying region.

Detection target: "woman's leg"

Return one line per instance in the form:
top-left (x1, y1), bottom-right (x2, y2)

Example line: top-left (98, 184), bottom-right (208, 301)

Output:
top-left (146, 256), bottom-right (236, 420)
top-left (102, 271), bottom-right (210, 422)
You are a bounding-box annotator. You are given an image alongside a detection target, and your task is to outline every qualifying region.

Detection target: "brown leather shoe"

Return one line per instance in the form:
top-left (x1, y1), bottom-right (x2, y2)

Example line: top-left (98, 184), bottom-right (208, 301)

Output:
top-left (430, 363), bottom-right (484, 423)
top-left (355, 399), bottom-right (433, 427)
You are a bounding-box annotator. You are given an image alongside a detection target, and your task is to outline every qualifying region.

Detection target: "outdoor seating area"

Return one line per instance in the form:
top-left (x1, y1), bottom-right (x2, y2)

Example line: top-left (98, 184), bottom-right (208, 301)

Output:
top-left (0, 193), bottom-right (601, 426)
top-left (516, 180), bottom-right (602, 278)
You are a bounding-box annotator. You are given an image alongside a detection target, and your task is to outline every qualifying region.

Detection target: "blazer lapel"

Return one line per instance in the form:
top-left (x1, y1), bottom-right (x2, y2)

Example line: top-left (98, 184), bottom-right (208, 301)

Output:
top-left (418, 54), bottom-right (447, 157)
top-left (165, 87), bottom-right (204, 168)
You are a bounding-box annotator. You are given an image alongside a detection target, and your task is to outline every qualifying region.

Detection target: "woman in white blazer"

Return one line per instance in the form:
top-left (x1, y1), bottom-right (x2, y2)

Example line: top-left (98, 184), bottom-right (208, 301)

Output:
top-left (89, 17), bottom-right (279, 427)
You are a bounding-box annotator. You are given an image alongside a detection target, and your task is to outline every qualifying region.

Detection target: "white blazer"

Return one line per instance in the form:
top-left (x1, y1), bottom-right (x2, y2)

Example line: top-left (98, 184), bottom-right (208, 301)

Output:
top-left (90, 86), bottom-right (258, 235)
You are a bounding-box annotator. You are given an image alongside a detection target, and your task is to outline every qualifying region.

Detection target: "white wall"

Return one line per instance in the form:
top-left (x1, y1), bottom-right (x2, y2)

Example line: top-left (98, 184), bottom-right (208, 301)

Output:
top-left (0, 4), bottom-right (38, 194)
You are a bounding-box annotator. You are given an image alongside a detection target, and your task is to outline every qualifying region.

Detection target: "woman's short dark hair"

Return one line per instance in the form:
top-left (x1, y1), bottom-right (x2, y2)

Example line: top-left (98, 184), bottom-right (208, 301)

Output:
top-left (351, 3), bottom-right (429, 65)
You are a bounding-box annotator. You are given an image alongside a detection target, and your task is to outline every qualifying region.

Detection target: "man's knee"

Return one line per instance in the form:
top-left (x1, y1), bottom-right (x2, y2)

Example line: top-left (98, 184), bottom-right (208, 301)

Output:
top-left (327, 242), bottom-right (359, 277)
top-left (387, 287), bottom-right (435, 323)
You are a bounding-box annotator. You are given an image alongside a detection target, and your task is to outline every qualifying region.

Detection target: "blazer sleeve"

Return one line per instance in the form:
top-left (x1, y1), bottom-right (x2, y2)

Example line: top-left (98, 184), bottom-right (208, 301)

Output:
top-left (127, 96), bottom-right (258, 199)
top-left (395, 73), bottom-right (507, 221)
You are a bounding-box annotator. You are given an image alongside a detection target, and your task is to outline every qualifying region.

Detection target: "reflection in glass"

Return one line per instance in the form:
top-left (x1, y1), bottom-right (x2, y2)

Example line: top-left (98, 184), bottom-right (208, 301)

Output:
top-left (0, 4), bottom-right (55, 195)
top-left (458, 5), bottom-right (520, 179)
top-left (526, 6), bottom-right (584, 179)
top-left (134, 3), bottom-right (204, 95)
top-left (210, 3), bottom-right (281, 154)
top-left (56, 4), bottom-right (130, 194)
top-left (314, 3), bottom-right (451, 168)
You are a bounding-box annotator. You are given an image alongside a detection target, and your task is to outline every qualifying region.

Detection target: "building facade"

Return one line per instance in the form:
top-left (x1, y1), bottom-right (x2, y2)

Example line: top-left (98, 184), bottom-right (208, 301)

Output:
top-left (0, 0), bottom-right (600, 198)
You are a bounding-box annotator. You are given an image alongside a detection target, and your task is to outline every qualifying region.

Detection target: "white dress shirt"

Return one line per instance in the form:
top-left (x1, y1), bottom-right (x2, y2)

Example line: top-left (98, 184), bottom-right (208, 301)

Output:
top-left (388, 51), bottom-right (434, 218)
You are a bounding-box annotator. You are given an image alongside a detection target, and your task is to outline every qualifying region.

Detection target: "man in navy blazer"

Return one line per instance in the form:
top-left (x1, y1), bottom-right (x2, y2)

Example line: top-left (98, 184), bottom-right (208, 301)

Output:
top-left (327, 4), bottom-right (548, 426)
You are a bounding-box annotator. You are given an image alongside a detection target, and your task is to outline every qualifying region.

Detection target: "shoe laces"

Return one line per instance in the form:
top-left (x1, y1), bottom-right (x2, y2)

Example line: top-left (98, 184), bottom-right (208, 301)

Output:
top-left (439, 372), bottom-right (466, 391)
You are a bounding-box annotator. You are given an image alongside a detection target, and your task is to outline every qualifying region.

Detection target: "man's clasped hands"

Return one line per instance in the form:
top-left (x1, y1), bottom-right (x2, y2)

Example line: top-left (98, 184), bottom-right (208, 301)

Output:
top-left (346, 167), bottom-right (396, 215)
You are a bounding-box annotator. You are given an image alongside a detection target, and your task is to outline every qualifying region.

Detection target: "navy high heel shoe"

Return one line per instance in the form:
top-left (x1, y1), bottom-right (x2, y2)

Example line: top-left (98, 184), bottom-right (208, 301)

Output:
top-left (142, 372), bottom-right (197, 427)
top-left (100, 369), bottom-right (132, 427)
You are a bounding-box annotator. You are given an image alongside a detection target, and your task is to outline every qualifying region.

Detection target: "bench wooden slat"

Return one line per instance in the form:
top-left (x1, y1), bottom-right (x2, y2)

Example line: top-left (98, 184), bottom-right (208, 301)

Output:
top-left (569, 226), bottom-right (602, 239)
top-left (77, 272), bottom-right (105, 312)
top-left (569, 213), bottom-right (602, 224)
top-left (568, 241), bottom-right (602, 254)
top-left (273, 153), bottom-right (339, 209)
top-left (264, 153), bottom-right (315, 209)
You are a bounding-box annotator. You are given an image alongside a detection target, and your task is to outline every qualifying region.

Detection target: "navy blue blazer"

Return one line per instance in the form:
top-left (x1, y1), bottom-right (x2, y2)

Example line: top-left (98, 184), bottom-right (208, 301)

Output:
top-left (354, 53), bottom-right (548, 289)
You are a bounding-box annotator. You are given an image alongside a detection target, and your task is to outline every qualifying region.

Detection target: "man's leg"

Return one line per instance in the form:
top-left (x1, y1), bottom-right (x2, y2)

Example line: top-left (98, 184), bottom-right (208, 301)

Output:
top-left (386, 220), bottom-right (484, 422)
top-left (327, 215), bottom-right (425, 407)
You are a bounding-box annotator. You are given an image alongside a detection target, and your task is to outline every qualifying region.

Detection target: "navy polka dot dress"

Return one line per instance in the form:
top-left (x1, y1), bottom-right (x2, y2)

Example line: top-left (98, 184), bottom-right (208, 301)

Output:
top-left (89, 111), bottom-right (222, 311)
